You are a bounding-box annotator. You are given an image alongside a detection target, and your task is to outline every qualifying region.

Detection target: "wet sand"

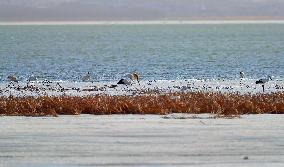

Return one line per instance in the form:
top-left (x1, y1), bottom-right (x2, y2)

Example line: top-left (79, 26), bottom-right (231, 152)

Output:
top-left (1, 114), bottom-right (284, 167)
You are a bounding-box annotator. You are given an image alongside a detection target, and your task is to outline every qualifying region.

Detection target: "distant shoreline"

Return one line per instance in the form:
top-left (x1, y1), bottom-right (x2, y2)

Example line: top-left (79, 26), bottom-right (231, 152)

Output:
top-left (1, 20), bottom-right (284, 25)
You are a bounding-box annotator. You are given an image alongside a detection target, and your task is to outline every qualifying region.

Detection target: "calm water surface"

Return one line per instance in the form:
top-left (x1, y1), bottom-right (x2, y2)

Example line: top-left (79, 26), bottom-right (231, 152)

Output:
top-left (0, 24), bottom-right (283, 82)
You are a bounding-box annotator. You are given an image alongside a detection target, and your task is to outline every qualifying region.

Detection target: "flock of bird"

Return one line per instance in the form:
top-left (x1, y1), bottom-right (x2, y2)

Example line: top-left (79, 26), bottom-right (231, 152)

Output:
top-left (240, 71), bottom-right (273, 92)
top-left (81, 71), bottom-right (140, 85)
top-left (3, 71), bottom-right (274, 94)
top-left (7, 75), bottom-right (38, 83)
top-left (6, 72), bottom-right (140, 84)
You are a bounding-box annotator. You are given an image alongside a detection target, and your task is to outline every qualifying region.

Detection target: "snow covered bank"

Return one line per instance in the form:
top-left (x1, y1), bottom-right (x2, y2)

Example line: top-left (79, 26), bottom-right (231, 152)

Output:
top-left (0, 79), bottom-right (283, 97)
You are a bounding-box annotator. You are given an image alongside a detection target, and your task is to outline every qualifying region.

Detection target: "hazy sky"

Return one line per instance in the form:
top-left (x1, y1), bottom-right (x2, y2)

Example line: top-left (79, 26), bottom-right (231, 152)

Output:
top-left (0, 0), bottom-right (284, 21)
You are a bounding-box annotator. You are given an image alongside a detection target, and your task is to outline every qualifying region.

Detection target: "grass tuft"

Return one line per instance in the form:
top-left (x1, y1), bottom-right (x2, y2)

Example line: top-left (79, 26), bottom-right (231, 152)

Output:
top-left (0, 92), bottom-right (283, 117)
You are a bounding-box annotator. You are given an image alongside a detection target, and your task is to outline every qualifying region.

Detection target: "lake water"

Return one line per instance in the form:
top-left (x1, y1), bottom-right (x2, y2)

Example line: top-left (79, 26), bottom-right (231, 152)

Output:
top-left (0, 24), bottom-right (283, 82)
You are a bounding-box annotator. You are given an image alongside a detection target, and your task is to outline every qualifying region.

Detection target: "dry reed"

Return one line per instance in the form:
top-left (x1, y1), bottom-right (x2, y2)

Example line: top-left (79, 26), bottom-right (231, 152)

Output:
top-left (0, 92), bottom-right (283, 117)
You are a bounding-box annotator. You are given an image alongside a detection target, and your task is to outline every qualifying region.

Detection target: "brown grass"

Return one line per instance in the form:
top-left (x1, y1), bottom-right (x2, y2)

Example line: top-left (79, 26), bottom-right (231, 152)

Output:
top-left (0, 92), bottom-right (284, 117)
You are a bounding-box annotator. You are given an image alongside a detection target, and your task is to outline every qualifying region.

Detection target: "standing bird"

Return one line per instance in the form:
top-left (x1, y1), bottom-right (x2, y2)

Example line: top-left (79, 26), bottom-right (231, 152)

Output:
top-left (256, 76), bottom-right (272, 92)
top-left (82, 72), bottom-right (91, 82)
top-left (7, 75), bottom-right (18, 83)
top-left (240, 71), bottom-right (245, 79)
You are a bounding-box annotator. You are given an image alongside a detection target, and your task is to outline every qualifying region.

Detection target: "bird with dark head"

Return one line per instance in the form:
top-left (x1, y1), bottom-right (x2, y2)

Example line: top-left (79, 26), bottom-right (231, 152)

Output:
top-left (240, 71), bottom-right (245, 79)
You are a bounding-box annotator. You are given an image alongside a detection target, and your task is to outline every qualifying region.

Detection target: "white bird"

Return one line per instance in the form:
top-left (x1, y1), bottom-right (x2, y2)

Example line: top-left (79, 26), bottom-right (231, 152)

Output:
top-left (240, 71), bottom-right (245, 79)
top-left (117, 72), bottom-right (140, 85)
top-left (256, 76), bottom-right (272, 92)
top-left (82, 72), bottom-right (91, 82)
top-left (7, 75), bottom-right (18, 82)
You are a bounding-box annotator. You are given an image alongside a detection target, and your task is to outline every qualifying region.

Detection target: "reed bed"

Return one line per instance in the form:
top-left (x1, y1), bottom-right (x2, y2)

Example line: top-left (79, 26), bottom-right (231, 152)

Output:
top-left (0, 92), bottom-right (284, 117)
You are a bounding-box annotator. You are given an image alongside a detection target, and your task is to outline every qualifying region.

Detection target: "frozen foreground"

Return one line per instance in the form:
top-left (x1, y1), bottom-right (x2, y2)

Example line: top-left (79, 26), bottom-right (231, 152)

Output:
top-left (1, 114), bottom-right (284, 167)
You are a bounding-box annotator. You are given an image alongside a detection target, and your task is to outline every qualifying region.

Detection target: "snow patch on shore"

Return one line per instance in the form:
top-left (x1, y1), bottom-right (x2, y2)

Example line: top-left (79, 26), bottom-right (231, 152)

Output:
top-left (0, 79), bottom-right (283, 97)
